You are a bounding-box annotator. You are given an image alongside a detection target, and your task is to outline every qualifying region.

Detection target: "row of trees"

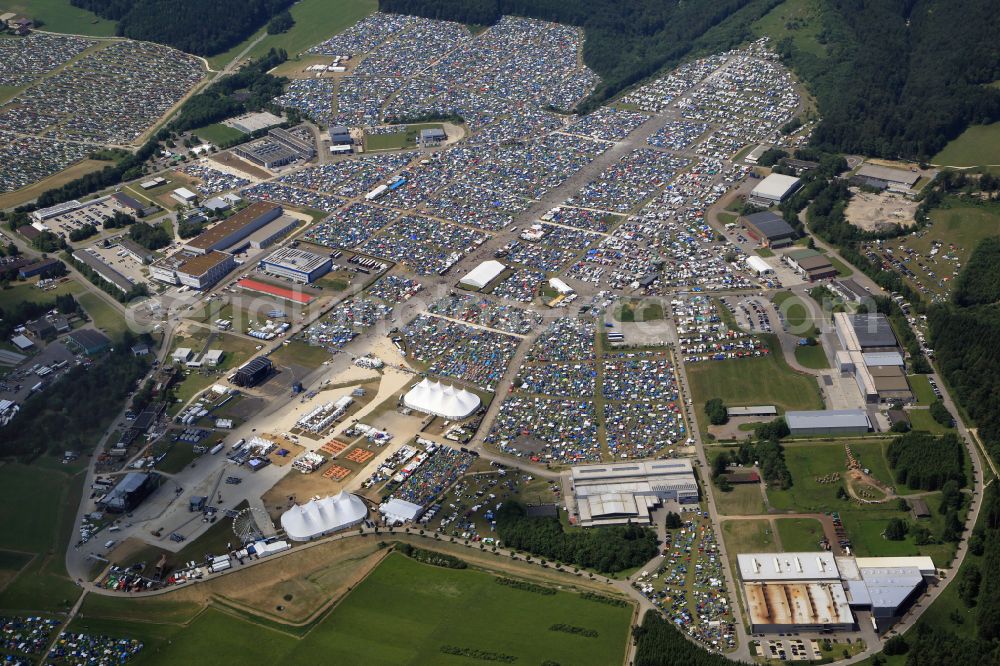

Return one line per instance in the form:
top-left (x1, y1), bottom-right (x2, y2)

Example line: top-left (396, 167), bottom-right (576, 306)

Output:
top-left (70, 0), bottom-right (295, 56)
top-left (495, 502), bottom-right (658, 574)
top-left (0, 293), bottom-right (78, 340)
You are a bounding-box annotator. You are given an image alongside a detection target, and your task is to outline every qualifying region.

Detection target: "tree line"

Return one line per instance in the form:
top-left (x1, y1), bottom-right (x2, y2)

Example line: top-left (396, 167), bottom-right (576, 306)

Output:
top-left (70, 0), bottom-right (295, 56)
top-left (495, 502), bottom-right (658, 573)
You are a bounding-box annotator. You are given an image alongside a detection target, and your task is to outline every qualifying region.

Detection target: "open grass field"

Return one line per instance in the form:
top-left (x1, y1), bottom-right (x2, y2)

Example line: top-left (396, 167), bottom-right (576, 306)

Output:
top-left (0, 84), bottom-right (23, 105)
top-left (78, 291), bottom-right (129, 341)
top-left (768, 439), bottom-right (958, 566)
top-left (933, 122), bottom-right (1000, 166)
top-left (0, 278), bottom-right (83, 311)
top-left (270, 340), bottom-right (332, 369)
top-left (713, 483), bottom-right (767, 515)
top-left (615, 299), bottom-right (665, 322)
top-left (0, 462), bottom-right (84, 612)
top-left (721, 520), bottom-right (779, 569)
top-left (191, 122), bottom-right (245, 146)
top-left (89, 552), bottom-right (631, 665)
top-left (753, 0), bottom-right (826, 59)
top-left (794, 343), bottom-right (829, 369)
top-left (4, 0), bottom-right (117, 35)
top-left (0, 158), bottom-right (108, 209)
top-left (775, 517), bottom-right (826, 552)
top-left (891, 200), bottom-right (1000, 298)
top-left (907, 408), bottom-right (952, 435)
top-left (207, 0), bottom-right (377, 70)
top-left (365, 123), bottom-right (444, 151)
top-left (908, 374), bottom-right (936, 405)
top-left (685, 337), bottom-right (823, 414)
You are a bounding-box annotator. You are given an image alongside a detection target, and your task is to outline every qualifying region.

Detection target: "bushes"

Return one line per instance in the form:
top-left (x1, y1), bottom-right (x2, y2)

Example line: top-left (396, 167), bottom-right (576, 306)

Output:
top-left (439, 646), bottom-right (516, 663)
top-left (495, 577), bottom-right (555, 595)
top-left (396, 543), bottom-right (467, 569)
top-left (884, 518), bottom-right (908, 541)
top-left (886, 431), bottom-right (965, 491)
top-left (930, 400), bottom-right (954, 427)
top-left (580, 592), bottom-right (628, 607)
top-left (549, 624), bottom-right (598, 638)
top-left (496, 502), bottom-right (658, 574)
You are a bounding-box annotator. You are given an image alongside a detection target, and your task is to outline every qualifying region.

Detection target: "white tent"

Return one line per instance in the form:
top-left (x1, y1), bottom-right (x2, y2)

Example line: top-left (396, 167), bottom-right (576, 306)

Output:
top-left (745, 255), bottom-right (773, 275)
top-left (403, 378), bottom-right (481, 420)
top-left (380, 498), bottom-right (423, 524)
top-left (280, 491), bottom-right (367, 541)
top-left (459, 260), bottom-right (505, 290)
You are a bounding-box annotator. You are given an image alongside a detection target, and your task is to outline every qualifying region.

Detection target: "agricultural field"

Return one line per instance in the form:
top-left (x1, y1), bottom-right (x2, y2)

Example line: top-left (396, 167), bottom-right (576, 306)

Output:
top-left (75, 551), bottom-right (632, 665)
top-left (0, 461), bottom-right (85, 613)
top-left (713, 483), bottom-right (767, 515)
top-left (685, 339), bottom-right (823, 414)
top-left (206, 0), bottom-right (378, 70)
top-left (3, 0), bottom-right (116, 36)
top-left (933, 121), bottom-right (1000, 167)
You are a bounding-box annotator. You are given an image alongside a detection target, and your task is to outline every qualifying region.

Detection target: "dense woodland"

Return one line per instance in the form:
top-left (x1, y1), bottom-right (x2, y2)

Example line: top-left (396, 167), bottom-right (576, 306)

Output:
top-left (495, 502), bottom-right (658, 573)
top-left (633, 611), bottom-right (745, 666)
top-left (0, 342), bottom-right (149, 460)
top-left (70, 0), bottom-right (295, 55)
top-left (887, 431), bottom-right (964, 489)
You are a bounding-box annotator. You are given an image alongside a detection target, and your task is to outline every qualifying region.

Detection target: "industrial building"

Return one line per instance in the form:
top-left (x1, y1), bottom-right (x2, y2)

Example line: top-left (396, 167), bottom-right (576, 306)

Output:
top-left (742, 211), bottom-right (796, 248)
top-left (834, 312), bottom-right (899, 353)
top-left (110, 192), bottom-right (147, 217)
top-left (571, 459), bottom-right (699, 527)
top-left (66, 328), bottom-right (111, 355)
top-left (403, 378), bottom-right (481, 420)
top-left (260, 247), bottom-right (332, 283)
top-left (18, 258), bottom-right (62, 279)
top-left (280, 492), bottom-right (368, 541)
top-left (830, 279), bottom-right (871, 304)
top-left (171, 187), bottom-right (198, 205)
top-left (151, 250), bottom-right (236, 290)
top-left (785, 409), bottom-right (871, 436)
top-left (459, 260), bottom-right (505, 290)
top-left (72, 249), bottom-right (135, 293)
top-left (783, 249), bottom-right (837, 282)
top-left (853, 164), bottom-right (920, 192)
top-left (738, 552), bottom-right (931, 633)
top-left (245, 216), bottom-right (299, 250)
top-left (420, 127), bottom-right (447, 145)
top-left (836, 350), bottom-right (911, 404)
top-left (235, 138), bottom-right (300, 169)
top-left (727, 405), bottom-right (778, 418)
top-left (329, 125), bottom-right (352, 144)
top-left (184, 202), bottom-right (282, 254)
top-left (100, 472), bottom-right (161, 513)
top-left (119, 238), bottom-right (154, 264)
top-left (749, 173), bottom-right (801, 207)
top-left (269, 127), bottom-right (316, 160)
top-left (230, 356), bottom-right (272, 387)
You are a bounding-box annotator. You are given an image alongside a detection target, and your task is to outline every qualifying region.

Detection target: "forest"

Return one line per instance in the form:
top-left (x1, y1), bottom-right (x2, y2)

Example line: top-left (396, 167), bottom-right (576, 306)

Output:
top-left (953, 237), bottom-right (1000, 307)
top-left (633, 611), bottom-right (744, 666)
top-left (380, 0), bottom-right (1000, 159)
top-left (495, 502), bottom-right (658, 573)
top-left (69, 0), bottom-right (295, 55)
top-left (886, 431), bottom-right (965, 491)
top-left (0, 341), bottom-right (149, 460)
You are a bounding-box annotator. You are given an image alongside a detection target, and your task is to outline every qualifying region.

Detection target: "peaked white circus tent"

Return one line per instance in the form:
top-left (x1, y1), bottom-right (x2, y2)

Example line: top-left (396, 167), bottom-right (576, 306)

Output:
top-left (280, 491), bottom-right (367, 541)
top-left (403, 378), bottom-right (481, 420)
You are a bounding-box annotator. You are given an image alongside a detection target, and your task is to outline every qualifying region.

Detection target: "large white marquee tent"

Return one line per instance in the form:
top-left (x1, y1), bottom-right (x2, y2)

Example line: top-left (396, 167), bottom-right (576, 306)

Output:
top-left (280, 491), bottom-right (367, 541)
top-left (403, 378), bottom-right (481, 420)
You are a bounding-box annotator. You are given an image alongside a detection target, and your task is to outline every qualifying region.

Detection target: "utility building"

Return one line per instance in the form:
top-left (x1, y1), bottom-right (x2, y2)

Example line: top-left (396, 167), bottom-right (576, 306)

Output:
top-left (786, 409), bottom-right (871, 436)
top-left (571, 459), bottom-right (698, 527)
top-left (260, 247), bottom-right (332, 283)
top-left (749, 174), bottom-right (801, 207)
top-left (742, 211), bottom-right (796, 248)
